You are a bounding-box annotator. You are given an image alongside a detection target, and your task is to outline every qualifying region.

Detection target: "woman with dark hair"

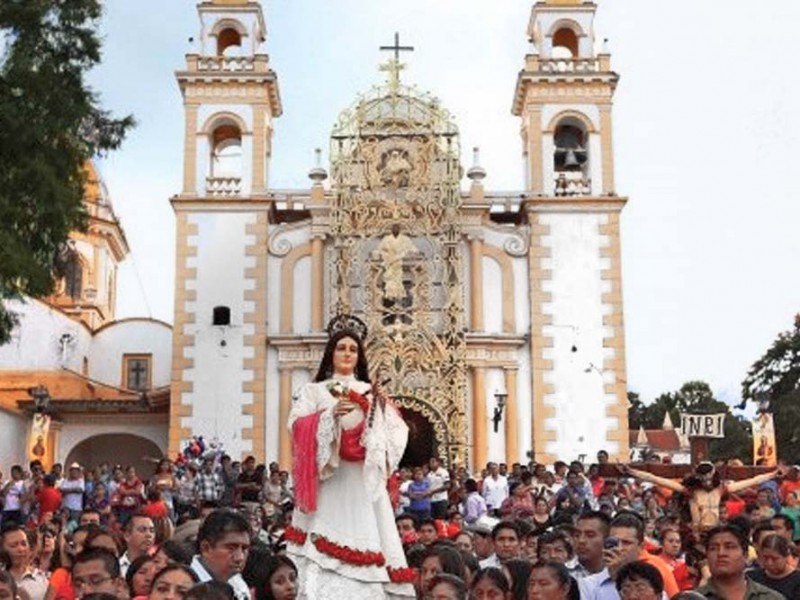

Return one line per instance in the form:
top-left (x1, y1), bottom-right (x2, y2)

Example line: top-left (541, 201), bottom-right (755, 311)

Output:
top-left (287, 315), bottom-right (413, 598)
top-left (531, 496), bottom-right (552, 532)
top-left (499, 476), bottom-right (535, 520)
top-left (614, 561), bottom-right (663, 600)
top-left (419, 545), bottom-right (466, 594)
top-left (246, 554), bottom-right (298, 600)
top-left (748, 533), bottom-right (800, 598)
top-left (149, 460), bottom-right (177, 521)
top-left (126, 555), bottom-right (160, 598)
top-left (527, 561), bottom-right (578, 600)
top-left (148, 564), bottom-right (198, 600)
top-left (502, 558), bottom-right (533, 600)
top-left (657, 526), bottom-right (693, 591)
top-left (426, 573), bottom-right (467, 600)
top-left (470, 567), bottom-right (511, 599)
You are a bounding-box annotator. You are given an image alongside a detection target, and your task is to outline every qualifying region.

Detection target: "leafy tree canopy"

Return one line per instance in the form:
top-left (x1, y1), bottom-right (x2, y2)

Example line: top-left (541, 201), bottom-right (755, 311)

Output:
top-left (0, 0), bottom-right (134, 343)
top-left (742, 314), bottom-right (800, 462)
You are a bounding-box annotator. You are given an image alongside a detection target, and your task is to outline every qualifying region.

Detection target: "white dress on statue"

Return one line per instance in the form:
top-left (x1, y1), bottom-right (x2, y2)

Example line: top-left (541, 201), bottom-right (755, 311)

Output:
top-left (287, 375), bottom-right (415, 599)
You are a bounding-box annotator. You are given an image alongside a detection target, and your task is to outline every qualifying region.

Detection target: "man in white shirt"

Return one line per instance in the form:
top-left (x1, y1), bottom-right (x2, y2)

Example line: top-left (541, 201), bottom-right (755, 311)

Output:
top-left (427, 457), bottom-right (450, 520)
top-left (59, 463), bottom-right (85, 526)
top-left (119, 514), bottom-right (155, 577)
top-left (190, 509), bottom-right (251, 600)
top-left (481, 462), bottom-right (509, 516)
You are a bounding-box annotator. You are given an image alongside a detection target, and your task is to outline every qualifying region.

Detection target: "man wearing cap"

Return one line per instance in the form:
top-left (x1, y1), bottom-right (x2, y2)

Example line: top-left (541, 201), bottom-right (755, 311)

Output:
top-left (60, 463), bottom-right (85, 527)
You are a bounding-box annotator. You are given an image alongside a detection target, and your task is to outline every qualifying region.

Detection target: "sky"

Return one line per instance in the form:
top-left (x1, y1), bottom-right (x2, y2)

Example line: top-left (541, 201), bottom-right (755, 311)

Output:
top-left (90, 0), bottom-right (800, 408)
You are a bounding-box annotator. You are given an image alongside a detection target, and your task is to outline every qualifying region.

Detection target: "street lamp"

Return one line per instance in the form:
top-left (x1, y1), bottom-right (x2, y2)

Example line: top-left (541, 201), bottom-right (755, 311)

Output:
top-left (493, 389), bottom-right (508, 433)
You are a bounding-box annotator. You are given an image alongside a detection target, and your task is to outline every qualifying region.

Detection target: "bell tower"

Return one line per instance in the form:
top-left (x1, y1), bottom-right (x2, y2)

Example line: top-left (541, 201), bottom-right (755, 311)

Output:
top-left (170, 0), bottom-right (282, 459)
top-left (176, 0), bottom-right (281, 198)
top-left (514, 0), bottom-right (630, 462)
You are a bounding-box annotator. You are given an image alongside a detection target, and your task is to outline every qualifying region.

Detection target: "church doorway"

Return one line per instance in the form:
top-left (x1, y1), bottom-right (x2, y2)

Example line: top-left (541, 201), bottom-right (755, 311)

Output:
top-left (65, 434), bottom-right (163, 475)
top-left (398, 406), bottom-right (435, 468)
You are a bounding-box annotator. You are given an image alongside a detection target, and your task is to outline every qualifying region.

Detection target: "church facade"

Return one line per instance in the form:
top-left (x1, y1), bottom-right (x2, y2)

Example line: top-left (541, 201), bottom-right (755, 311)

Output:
top-left (170, 0), bottom-right (630, 469)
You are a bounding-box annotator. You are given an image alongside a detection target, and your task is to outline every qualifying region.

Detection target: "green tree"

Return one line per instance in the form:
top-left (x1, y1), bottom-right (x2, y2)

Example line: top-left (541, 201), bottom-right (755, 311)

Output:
top-left (627, 390), bottom-right (644, 430)
top-left (629, 381), bottom-right (752, 462)
top-left (0, 0), bottom-right (134, 343)
top-left (742, 314), bottom-right (800, 462)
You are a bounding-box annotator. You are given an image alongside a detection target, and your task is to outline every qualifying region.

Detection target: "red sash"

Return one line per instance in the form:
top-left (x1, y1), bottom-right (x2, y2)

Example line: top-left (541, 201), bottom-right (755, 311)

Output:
top-left (339, 420), bottom-right (366, 462)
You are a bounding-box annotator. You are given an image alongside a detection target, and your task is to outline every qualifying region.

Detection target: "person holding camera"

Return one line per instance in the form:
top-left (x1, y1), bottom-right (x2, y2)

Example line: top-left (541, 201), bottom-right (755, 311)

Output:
top-left (578, 513), bottom-right (678, 600)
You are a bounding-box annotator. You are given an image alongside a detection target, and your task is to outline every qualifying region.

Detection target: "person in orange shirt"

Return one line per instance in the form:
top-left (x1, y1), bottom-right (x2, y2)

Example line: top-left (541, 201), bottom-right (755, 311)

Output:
top-left (579, 512), bottom-right (680, 599)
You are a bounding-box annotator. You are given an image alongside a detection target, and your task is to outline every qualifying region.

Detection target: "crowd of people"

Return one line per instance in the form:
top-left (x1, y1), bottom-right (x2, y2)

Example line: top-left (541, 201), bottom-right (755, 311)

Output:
top-left (2, 451), bottom-right (800, 599)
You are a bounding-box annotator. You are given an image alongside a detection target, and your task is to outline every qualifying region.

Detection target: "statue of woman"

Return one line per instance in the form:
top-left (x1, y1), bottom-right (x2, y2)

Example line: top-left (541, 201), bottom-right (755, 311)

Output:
top-left (287, 315), bottom-right (415, 599)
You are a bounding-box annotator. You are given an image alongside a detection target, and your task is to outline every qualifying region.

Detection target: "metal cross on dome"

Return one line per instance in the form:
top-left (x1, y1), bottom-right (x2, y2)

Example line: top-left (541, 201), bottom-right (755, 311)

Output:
top-left (379, 32), bottom-right (414, 93)
top-left (380, 32), bottom-right (414, 61)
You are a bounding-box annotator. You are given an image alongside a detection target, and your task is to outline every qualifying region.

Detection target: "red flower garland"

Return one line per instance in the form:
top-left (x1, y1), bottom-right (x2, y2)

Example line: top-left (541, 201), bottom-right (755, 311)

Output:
top-left (311, 533), bottom-right (386, 567)
top-left (284, 525), bottom-right (308, 546)
top-left (387, 566), bottom-right (418, 584)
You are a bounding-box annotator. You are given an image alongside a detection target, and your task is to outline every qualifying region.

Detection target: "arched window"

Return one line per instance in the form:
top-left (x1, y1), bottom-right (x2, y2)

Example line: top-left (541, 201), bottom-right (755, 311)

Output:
top-left (210, 123), bottom-right (242, 178)
top-left (553, 116), bottom-right (592, 196)
top-left (552, 27), bottom-right (579, 58)
top-left (217, 27), bottom-right (241, 56)
top-left (55, 242), bottom-right (83, 300)
top-left (554, 121), bottom-right (588, 172)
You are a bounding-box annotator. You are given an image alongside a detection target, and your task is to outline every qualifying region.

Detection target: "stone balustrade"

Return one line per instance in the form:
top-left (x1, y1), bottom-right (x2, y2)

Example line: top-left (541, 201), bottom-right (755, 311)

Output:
top-left (554, 173), bottom-right (592, 197)
top-left (539, 58), bottom-right (600, 74)
top-left (196, 56), bottom-right (256, 72)
top-left (206, 176), bottom-right (242, 197)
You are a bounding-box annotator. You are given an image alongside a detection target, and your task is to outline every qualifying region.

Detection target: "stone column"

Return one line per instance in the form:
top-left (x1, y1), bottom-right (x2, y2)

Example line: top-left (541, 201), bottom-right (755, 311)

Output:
top-left (600, 105), bottom-right (615, 194)
top-left (528, 107), bottom-right (544, 195)
top-left (472, 366), bottom-right (487, 472)
top-left (183, 105), bottom-right (198, 195)
top-left (251, 106), bottom-right (268, 193)
top-left (469, 236), bottom-right (484, 331)
top-left (310, 236), bottom-right (324, 331)
top-left (278, 368), bottom-right (292, 468)
top-left (504, 368), bottom-right (519, 464)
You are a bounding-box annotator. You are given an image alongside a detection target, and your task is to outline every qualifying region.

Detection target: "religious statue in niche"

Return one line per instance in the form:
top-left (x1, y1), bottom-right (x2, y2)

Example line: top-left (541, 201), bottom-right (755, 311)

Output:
top-left (376, 225), bottom-right (418, 326)
top-left (379, 148), bottom-right (412, 188)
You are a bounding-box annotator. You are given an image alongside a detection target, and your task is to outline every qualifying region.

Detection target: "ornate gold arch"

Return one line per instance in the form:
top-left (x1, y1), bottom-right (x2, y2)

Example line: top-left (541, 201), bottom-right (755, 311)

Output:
top-left (328, 71), bottom-right (469, 465)
top-left (393, 395), bottom-right (452, 462)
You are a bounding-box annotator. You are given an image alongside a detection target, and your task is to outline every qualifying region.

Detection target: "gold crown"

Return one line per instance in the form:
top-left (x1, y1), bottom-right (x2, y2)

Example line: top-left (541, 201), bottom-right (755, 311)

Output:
top-left (325, 314), bottom-right (368, 341)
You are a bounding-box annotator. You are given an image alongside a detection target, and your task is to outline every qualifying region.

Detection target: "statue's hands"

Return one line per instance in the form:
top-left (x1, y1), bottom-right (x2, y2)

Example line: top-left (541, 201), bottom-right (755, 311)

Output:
top-left (333, 400), bottom-right (356, 417)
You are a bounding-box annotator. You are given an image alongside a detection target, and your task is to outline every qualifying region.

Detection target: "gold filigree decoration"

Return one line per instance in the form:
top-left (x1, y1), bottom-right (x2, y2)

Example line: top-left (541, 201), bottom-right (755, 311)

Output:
top-left (329, 73), bottom-right (468, 466)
